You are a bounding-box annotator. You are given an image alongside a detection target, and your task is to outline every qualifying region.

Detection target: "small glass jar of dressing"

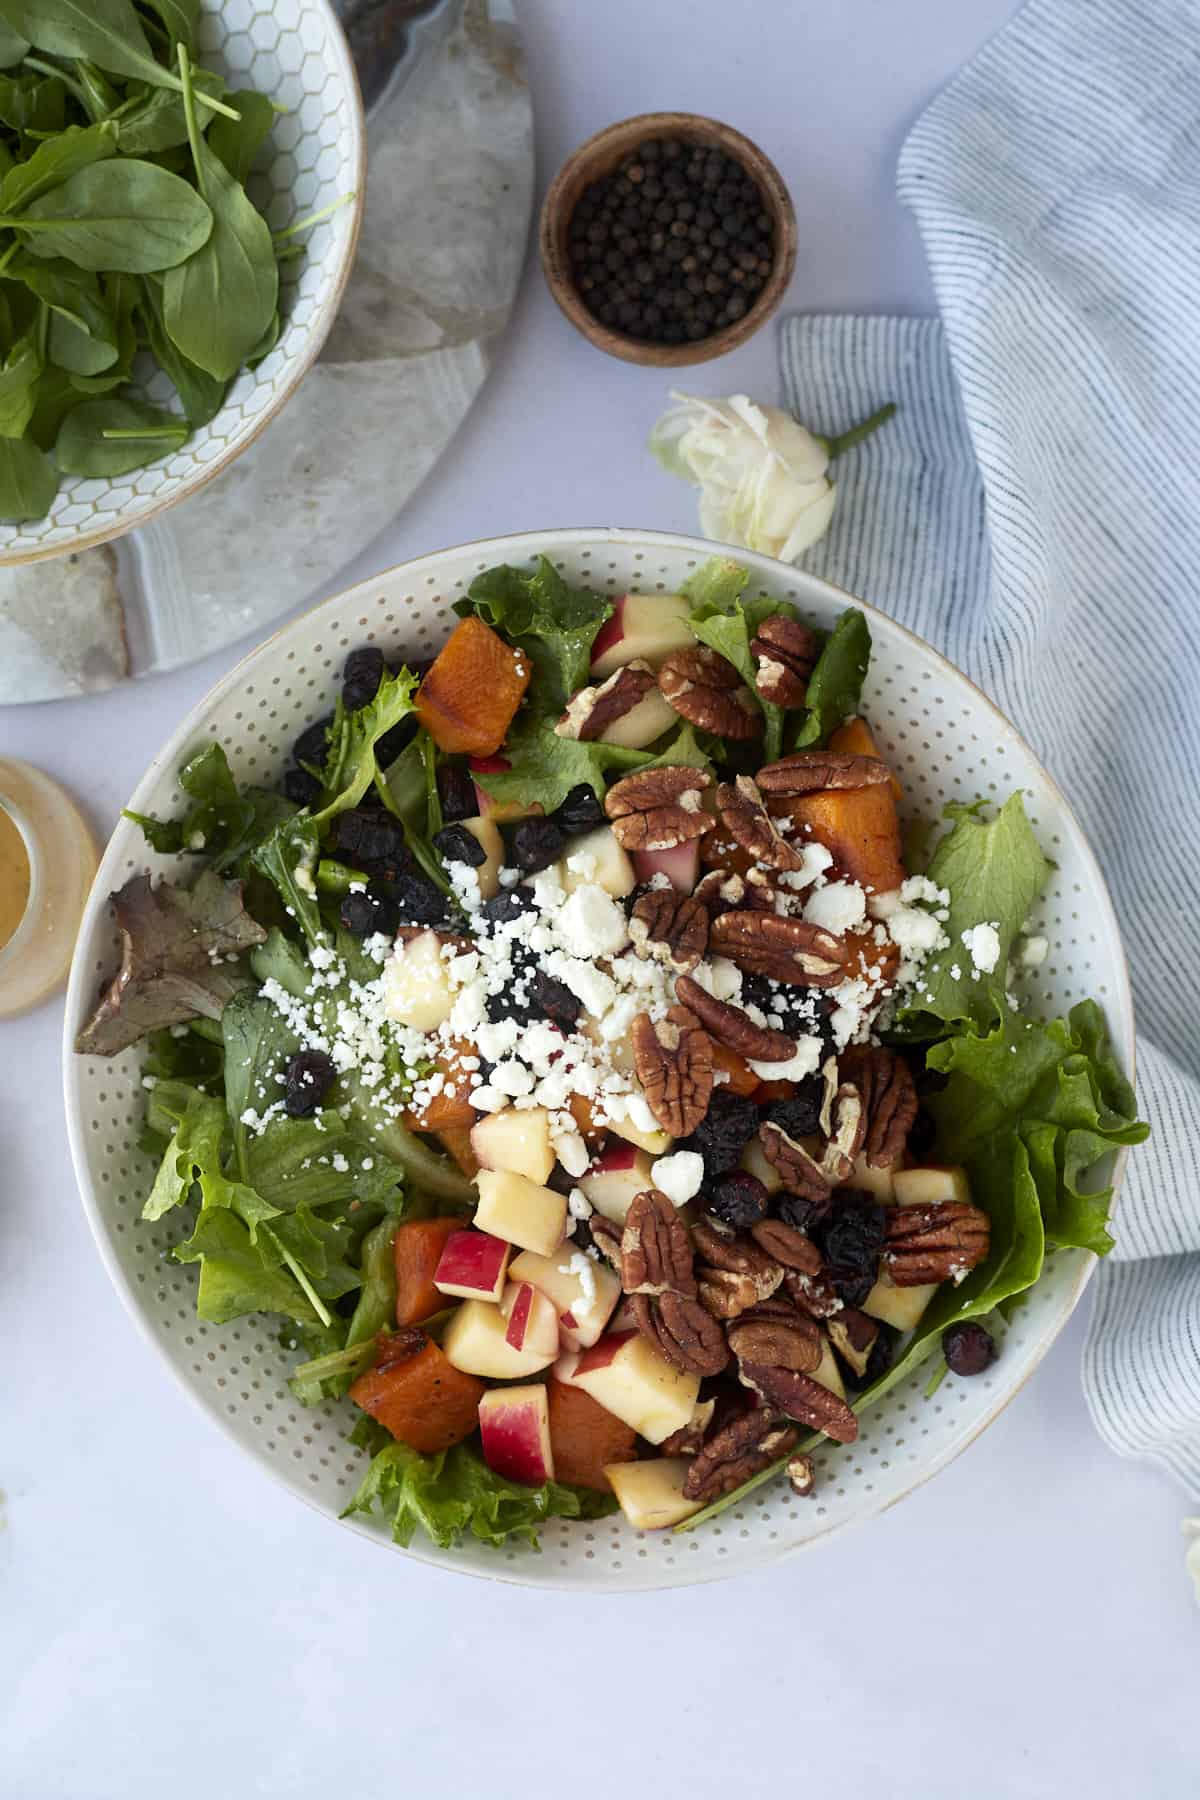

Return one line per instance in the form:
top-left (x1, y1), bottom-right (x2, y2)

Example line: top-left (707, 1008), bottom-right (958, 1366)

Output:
top-left (0, 759), bottom-right (97, 1018)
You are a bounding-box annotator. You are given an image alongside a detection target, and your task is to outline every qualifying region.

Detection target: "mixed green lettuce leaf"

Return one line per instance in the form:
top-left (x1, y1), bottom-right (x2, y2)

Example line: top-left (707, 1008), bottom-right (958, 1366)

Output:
top-left (456, 555), bottom-right (613, 713)
top-left (343, 1433), bottom-right (616, 1551)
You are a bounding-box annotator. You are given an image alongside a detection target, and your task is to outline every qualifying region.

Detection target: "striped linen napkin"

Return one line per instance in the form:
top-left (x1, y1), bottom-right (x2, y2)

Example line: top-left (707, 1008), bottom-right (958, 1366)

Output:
top-left (780, 0), bottom-right (1200, 1497)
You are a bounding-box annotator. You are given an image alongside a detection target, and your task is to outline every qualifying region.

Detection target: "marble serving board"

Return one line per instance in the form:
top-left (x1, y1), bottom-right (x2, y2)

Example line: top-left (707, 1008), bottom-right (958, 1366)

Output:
top-left (0, 0), bottom-right (533, 704)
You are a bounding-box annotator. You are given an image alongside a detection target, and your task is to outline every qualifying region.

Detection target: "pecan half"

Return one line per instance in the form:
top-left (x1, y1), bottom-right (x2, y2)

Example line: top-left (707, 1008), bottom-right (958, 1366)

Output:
top-left (739, 1362), bottom-right (859, 1443)
top-left (884, 1202), bottom-right (991, 1286)
top-left (709, 911), bottom-right (849, 986)
top-left (751, 616), bottom-right (820, 708)
top-left (759, 1122), bottom-right (832, 1204)
top-left (787, 1452), bottom-right (816, 1497)
top-left (742, 866), bottom-right (784, 912)
top-left (632, 1005), bottom-right (713, 1137)
top-left (783, 1267), bottom-right (842, 1319)
top-left (727, 1308), bottom-right (822, 1374)
top-left (838, 1045), bottom-right (918, 1168)
top-left (715, 775), bottom-right (806, 872)
top-left (629, 890), bottom-right (709, 972)
top-left (693, 1217), bottom-right (784, 1319)
top-left (660, 1398), bottom-right (717, 1457)
top-left (587, 1215), bottom-right (623, 1267)
top-left (555, 659), bottom-right (657, 741)
top-left (820, 1082), bottom-right (867, 1184)
top-left (682, 1409), bottom-right (798, 1502)
top-left (757, 751), bottom-right (893, 797)
top-left (749, 1217), bottom-right (823, 1274)
top-left (631, 1291), bottom-right (729, 1377)
top-left (693, 869), bottom-right (746, 917)
top-left (620, 1188), bottom-right (696, 1298)
top-left (604, 765), bottom-right (715, 852)
top-left (674, 972), bottom-right (797, 1063)
top-left (658, 645), bottom-right (761, 741)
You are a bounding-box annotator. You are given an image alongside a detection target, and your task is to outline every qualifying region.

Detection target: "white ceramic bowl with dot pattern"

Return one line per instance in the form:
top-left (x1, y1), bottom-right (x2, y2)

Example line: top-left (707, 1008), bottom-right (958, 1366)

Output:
top-left (63, 529), bottom-right (1135, 1589)
top-left (0, 0), bottom-right (363, 566)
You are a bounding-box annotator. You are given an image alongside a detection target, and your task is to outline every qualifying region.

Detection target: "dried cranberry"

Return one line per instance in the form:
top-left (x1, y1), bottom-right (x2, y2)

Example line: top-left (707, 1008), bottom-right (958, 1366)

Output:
top-left (545, 1164), bottom-right (577, 1196)
top-left (553, 782), bottom-right (605, 835)
top-left (678, 1089), bottom-right (759, 1177)
top-left (342, 646), bottom-right (385, 711)
top-left (482, 887), bottom-right (537, 927)
top-left (907, 1105), bottom-right (937, 1159)
top-left (433, 823), bottom-right (486, 868)
top-left (437, 763), bottom-right (477, 824)
top-left (293, 714), bottom-right (332, 770)
top-left (283, 1049), bottom-right (336, 1117)
top-left (531, 969), bottom-right (580, 1030)
top-left (761, 1075), bottom-right (824, 1141)
top-left (706, 1170), bottom-right (769, 1230)
top-left (741, 972), bottom-right (825, 1046)
top-left (283, 766), bottom-right (321, 807)
top-left (813, 1191), bottom-right (885, 1304)
top-left (331, 808), bottom-right (407, 872)
top-left (508, 816), bottom-right (566, 873)
top-left (777, 1191), bottom-right (832, 1233)
top-left (339, 885), bottom-right (399, 938)
top-left (387, 872), bottom-right (447, 926)
top-left (942, 1321), bottom-right (997, 1377)
top-left (376, 717), bottom-right (418, 769)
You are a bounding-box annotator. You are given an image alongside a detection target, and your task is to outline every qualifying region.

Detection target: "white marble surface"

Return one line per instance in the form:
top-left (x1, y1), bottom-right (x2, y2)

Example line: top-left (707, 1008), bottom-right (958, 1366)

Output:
top-left (2, 3), bottom-right (1196, 1795)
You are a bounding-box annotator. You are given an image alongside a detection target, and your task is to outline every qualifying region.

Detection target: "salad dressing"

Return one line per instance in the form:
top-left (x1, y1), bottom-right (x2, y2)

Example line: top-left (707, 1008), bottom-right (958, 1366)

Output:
top-left (0, 761), bottom-right (97, 1019)
top-left (0, 804), bottom-right (29, 951)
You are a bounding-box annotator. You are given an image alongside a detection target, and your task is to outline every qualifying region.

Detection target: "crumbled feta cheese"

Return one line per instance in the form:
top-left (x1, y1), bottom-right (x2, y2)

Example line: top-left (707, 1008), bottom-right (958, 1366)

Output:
top-left (558, 1249), bottom-right (598, 1304)
top-left (557, 884), bottom-right (629, 958)
top-left (649, 1150), bottom-right (705, 1207)
top-left (1016, 934), bottom-right (1048, 969)
top-left (889, 906), bottom-right (944, 956)
top-left (962, 922), bottom-right (1001, 974)
top-left (567, 1187), bottom-right (593, 1221)
top-left (804, 879), bottom-right (867, 935)
top-left (490, 1059), bottom-right (536, 1097)
top-left (747, 1034), bottom-right (823, 1081)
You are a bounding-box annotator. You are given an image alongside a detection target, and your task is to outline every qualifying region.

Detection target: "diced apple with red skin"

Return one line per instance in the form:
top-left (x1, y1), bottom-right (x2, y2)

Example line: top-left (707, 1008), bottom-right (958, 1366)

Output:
top-left (470, 1105), bottom-right (555, 1185)
top-left (442, 1298), bottom-right (557, 1379)
top-left (566, 1329), bottom-right (700, 1444)
top-left (598, 686), bottom-right (677, 748)
top-left (433, 1229), bottom-right (511, 1303)
top-left (473, 1167), bottom-right (567, 1256)
top-left (508, 1247), bottom-right (620, 1349)
top-left (631, 839), bottom-right (700, 894)
top-left (892, 1165), bottom-right (971, 1207)
top-left (500, 1281), bottom-right (561, 1358)
top-left (556, 825), bottom-right (636, 899)
top-left (478, 1384), bottom-right (555, 1485)
top-left (469, 754), bottom-right (528, 823)
top-left (605, 1458), bottom-right (702, 1530)
top-left (605, 1113), bottom-right (673, 1157)
top-left (590, 592), bottom-right (695, 678)
top-left (578, 1141), bottom-right (656, 1223)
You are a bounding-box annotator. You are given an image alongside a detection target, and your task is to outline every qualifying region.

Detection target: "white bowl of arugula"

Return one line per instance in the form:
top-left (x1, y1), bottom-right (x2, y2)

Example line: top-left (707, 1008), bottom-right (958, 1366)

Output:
top-left (0, 0), bottom-right (362, 562)
top-left (64, 530), bottom-right (1147, 1587)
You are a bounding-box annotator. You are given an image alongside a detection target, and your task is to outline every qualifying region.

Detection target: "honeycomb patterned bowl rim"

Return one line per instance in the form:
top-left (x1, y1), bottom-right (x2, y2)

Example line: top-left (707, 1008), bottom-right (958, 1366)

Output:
top-left (0, 0), bottom-right (365, 568)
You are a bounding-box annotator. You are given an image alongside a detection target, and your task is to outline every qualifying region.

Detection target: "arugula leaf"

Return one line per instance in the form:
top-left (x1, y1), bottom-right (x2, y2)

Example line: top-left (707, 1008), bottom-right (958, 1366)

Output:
top-left (0, 0), bottom-right (231, 121)
top-left (788, 608), bottom-right (872, 750)
top-left (459, 556), bottom-right (612, 714)
top-left (902, 796), bottom-right (1052, 1030)
top-left (0, 427), bottom-right (54, 519)
top-left (475, 710), bottom-right (651, 815)
top-left (0, 121), bottom-right (116, 213)
top-left (343, 1439), bottom-right (617, 1552)
top-left (13, 158), bottom-right (213, 272)
top-left (139, 274), bottom-right (227, 422)
top-left (55, 395), bottom-right (188, 474)
top-left (206, 88), bottom-right (275, 185)
top-left (125, 742), bottom-right (296, 873)
top-left (0, 68), bottom-right (66, 133)
top-left (162, 45), bottom-right (276, 381)
top-left (75, 869), bottom-right (266, 1055)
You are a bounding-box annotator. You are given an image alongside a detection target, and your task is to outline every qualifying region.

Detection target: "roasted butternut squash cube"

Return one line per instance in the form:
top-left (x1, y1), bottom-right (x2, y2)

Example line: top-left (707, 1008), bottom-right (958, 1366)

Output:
top-left (349, 1330), bottom-right (484, 1453)
top-left (415, 616), bottom-right (531, 755)
top-left (393, 1216), bottom-right (466, 1326)
top-left (546, 1375), bottom-right (637, 1491)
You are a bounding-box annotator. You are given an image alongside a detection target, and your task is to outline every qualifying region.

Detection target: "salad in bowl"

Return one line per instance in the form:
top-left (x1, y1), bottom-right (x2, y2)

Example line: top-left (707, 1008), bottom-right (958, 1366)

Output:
top-left (72, 547), bottom-right (1146, 1556)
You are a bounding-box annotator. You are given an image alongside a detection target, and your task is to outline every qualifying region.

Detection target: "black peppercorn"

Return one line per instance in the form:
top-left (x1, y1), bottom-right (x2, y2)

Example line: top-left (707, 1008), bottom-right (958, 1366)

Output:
top-left (563, 133), bottom-right (776, 347)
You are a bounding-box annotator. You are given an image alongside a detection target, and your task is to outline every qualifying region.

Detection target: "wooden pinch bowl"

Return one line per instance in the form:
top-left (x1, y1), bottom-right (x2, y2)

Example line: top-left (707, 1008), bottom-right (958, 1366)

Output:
top-left (539, 111), bottom-right (798, 367)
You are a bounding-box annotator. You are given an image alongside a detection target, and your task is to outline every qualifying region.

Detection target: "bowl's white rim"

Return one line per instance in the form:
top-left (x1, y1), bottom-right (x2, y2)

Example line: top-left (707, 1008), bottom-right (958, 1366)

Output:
top-left (61, 526), bottom-right (1136, 1591)
top-left (0, 0), bottom-right (366, 569)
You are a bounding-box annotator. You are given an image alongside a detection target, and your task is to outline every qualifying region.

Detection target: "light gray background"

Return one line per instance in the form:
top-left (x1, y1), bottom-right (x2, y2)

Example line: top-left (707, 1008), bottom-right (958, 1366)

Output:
top-left (3, 4), bottom-right (1196, 1795)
